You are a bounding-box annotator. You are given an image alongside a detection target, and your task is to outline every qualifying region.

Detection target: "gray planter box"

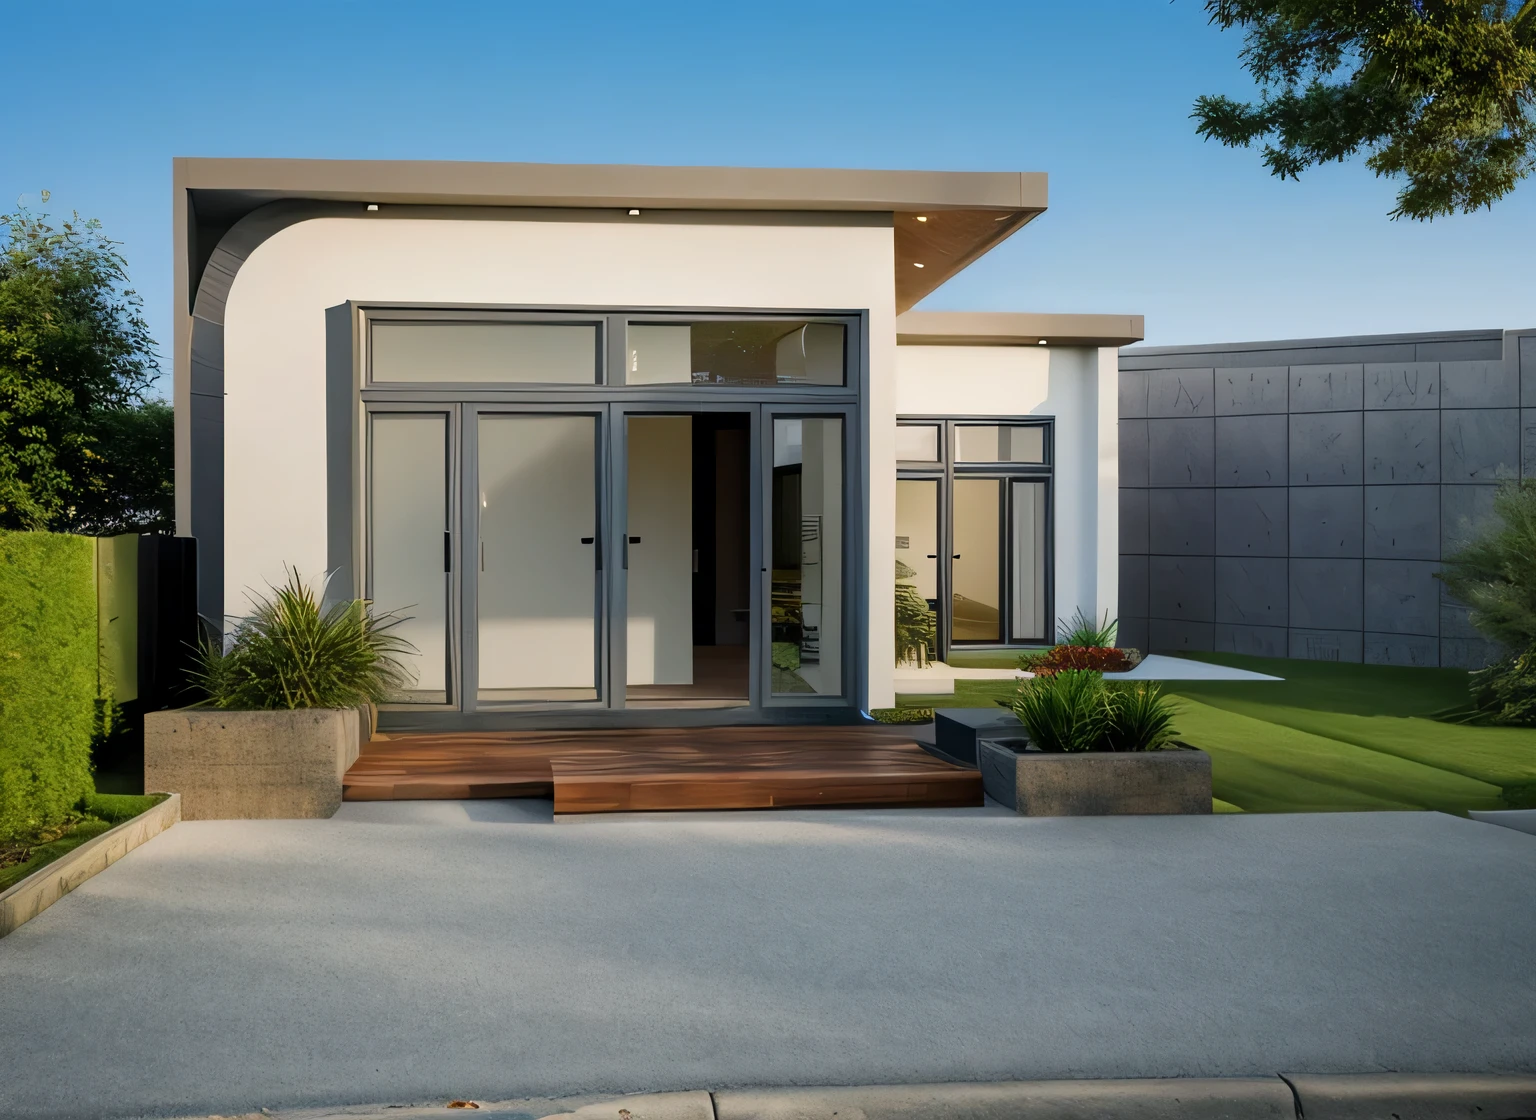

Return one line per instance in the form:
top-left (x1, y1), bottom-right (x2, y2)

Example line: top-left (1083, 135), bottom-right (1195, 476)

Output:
top-left (145, 708), bottom-right (366, 820)
top-left (934, 708), bottom-right (1021, 768)
top-left (979, 737), bottom-right (1212, 816)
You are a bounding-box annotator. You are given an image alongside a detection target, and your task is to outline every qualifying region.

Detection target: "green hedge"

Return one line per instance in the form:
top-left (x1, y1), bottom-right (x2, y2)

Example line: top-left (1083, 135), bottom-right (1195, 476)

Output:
top-left (0, 531), bottom-right (98, 842)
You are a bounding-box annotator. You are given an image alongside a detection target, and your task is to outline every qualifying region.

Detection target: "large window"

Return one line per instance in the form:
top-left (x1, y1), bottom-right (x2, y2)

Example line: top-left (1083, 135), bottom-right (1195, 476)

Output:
top-left (896, 419), bottom-right (1052, 656)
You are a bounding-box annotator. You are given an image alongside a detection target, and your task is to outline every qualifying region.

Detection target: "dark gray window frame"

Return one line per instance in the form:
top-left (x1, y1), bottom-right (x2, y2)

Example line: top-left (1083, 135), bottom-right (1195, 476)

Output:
top-left (350, 302), bottom-right (869, 730)
top-left (362, 303), bottom-right (862, 392)
top-left (896, 416), bottom-right (1056, 657)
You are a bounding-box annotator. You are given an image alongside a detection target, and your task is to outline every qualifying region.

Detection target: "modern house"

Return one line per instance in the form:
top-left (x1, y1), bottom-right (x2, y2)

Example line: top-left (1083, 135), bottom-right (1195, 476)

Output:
top-left (173, 158), bottom-right (1140, 730)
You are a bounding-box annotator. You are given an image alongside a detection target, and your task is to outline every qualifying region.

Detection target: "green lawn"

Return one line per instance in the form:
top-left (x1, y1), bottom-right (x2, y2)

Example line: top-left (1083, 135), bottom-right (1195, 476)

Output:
top-left (0, 792), bottom-right (166, 893)
top-left (897, 653), bottom-right (1536, 815)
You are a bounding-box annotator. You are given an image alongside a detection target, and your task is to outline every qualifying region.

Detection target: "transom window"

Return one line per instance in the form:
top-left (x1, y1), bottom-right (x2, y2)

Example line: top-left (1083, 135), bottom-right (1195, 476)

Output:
top-left (366, 310), bottom-right (855, 389)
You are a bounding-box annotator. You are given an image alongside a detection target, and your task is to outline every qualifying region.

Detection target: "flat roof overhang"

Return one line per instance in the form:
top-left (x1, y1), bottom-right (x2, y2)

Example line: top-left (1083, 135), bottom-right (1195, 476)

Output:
top-left (896, 310), bottom-right (1145, 348)
top-left (174, 157), bottom-right (1048, 315)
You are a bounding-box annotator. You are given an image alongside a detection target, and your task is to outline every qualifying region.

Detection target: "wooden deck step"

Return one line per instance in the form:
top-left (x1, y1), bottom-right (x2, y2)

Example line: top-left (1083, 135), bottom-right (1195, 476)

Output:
top-left (342, 726), bottom-right (982, 812)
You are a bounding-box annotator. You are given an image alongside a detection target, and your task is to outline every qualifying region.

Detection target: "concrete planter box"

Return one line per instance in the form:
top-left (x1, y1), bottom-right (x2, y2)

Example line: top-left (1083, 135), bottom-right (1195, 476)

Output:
top-left (979, 737), bottom-right (1211, 816)
top-left (145, 707), bottom-right (367, 820)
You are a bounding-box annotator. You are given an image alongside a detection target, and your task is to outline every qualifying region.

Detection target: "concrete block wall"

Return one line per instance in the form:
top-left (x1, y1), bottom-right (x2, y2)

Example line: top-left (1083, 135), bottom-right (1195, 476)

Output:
top-left (1119, 328), bottom-right (1536, 668)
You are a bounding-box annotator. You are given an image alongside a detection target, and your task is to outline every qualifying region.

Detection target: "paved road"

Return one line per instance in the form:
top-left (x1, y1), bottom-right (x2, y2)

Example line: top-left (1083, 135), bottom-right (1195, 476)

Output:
top-left (1, 803), bottom-right (1533, 1120)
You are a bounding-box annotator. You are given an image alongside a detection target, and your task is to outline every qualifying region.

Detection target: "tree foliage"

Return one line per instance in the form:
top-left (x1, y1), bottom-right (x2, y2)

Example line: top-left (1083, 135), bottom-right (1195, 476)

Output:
top-left (1438, 480), bottom-right (1536, 724)
top-left (0, 202), bottom-right (169, 532)
top-left (1194, 0), bottom-right (1536, 219)
top-left (1439, 480), bottom-right (1536, 651)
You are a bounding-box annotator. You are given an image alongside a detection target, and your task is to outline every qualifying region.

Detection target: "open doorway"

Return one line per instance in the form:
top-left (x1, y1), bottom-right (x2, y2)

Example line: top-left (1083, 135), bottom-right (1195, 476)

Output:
top-left (624, 412), bottom-right (752, 706)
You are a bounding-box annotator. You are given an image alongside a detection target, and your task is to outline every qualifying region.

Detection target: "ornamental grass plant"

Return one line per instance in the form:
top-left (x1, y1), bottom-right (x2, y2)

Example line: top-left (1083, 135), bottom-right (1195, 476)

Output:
top-left (194, 568), bottom-right (414, 710)
top-left (1007, 669), bottom-right (1179, 753)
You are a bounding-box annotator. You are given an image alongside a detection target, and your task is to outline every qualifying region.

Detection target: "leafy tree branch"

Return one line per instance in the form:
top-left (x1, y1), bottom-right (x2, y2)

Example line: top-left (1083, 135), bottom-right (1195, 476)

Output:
top-left (1194, 0), bottom-right (1536, 218)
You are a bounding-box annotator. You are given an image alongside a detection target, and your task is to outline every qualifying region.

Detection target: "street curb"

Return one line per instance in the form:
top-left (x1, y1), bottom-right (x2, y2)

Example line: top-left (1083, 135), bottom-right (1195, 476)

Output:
top-left (138, 1075), bottom-right (1536, 1120)
top-left (0, 792), bottom-right (180, 937)
top-left (714, 1079), bottom-right (1294, 1120)
top-left (545, 1090), bottom-right (714, 1120)
top-left (1282, 1072), bottom-right (1536, 1119)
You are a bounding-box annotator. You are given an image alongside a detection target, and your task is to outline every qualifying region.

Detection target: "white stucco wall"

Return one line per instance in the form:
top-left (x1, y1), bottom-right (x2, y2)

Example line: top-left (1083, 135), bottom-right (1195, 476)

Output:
top-left (891, 343), bottom-right (1118, 662)
top-left (218, 214), bottom-right (897, 708)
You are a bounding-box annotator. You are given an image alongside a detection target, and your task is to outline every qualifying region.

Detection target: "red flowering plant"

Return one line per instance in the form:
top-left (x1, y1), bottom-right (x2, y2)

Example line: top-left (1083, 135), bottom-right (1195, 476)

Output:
top-left (1027, 645), bottom-right (1133, 676)
top-left (1016, 610), bottom-right (1142, 676)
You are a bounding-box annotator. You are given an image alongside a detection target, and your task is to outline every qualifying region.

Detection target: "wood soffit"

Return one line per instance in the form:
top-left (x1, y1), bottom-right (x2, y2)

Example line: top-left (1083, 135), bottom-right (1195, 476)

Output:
top-left (176, 158), bottom-right (1047, 313)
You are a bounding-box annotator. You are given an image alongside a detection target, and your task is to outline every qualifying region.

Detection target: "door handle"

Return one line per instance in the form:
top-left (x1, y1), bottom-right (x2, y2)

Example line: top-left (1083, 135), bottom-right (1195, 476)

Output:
top-left (580, 537), bottom-right (594, 544)
top-left (952, 554), bottom-right (962, 560)
top-left (628, 536), bottom-right (642, 544)
top-left (444, 531), bottom-right (452, 573)
top-left (926, 554), bottom-right (937, 558)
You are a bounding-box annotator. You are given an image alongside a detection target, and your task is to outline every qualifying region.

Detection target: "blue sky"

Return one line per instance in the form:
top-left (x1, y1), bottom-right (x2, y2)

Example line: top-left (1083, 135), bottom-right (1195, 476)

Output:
top-left (9, 0), bottom-right (1535, 396)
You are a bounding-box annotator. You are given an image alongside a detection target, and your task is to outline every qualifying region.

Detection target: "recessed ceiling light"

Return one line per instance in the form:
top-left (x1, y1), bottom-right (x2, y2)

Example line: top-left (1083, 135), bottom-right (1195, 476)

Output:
top-left (628, 209), bottom-right (641, 216)
top-left (1038, 339), bottom-right (1048, 345)
top-left (913, 262), bottom-right (925, 268)
top-left (366, 204), bottom-right (379, 211)
top-left (915, 215), bottom-right (928, 222)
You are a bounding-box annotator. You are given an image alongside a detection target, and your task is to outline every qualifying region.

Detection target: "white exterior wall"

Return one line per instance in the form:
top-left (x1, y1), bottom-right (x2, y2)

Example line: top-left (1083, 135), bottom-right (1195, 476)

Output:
top-left (890, 343), bottom-right (1118, 674)
top-left (219, 215), bottom-right (897, 708)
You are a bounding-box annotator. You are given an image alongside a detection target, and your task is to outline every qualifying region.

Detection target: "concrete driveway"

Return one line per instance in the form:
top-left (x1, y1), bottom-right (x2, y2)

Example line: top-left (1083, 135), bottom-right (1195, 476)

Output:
top-left (0, 803), bottom-right (1532, 1120)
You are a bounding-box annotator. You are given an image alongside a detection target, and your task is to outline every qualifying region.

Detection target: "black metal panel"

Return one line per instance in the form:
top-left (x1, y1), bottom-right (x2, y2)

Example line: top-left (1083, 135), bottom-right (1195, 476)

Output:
top-left (137, 535), bottom-right (201, 711)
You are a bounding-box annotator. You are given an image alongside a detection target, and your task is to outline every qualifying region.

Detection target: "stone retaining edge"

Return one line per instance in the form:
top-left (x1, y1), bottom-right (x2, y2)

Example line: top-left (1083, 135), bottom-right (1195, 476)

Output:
top-left (0, 791), bottom-right (181, 937)
top-left (205, 1074), bottom-right (1536, 1120)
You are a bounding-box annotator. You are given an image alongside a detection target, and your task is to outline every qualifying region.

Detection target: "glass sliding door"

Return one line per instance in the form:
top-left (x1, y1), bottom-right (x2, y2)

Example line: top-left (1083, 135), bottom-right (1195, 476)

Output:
top-left (624, 415), bottom-right (695, 692)
top-left (951, 478), bottom-right (1003, 643)
top-left (769, 416), bottom-right (845, 697)
top-left (475, 413), bottom-right (601, 702)
top-left (369, 412), bottom-right (453, 704)
top-left (1011, 480), bottom-right (1049, 643)
top-left (895, 479), bottom-right (939, 666)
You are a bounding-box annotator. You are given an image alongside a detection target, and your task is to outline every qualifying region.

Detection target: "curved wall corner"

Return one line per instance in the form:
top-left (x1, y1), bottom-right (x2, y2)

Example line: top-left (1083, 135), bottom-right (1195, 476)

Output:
top-left (188, 201), bottom-right (356, 626)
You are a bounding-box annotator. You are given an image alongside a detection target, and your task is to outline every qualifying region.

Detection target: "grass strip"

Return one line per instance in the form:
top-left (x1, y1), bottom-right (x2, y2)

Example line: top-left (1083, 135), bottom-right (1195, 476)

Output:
top-left (1171, 697), bottom-right (1504, 814)
top-left (0, 793), bottom-right (166, 893)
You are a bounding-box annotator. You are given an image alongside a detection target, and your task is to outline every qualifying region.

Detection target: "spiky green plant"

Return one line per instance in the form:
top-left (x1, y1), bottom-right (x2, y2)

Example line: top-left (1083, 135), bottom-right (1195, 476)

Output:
top-left (194, 568), bottom-right (415, 710)
top-left (1008, 669), bottom-right (1109, 753)
top-left (1058, 608), bottom-right (1118, 648)
top-left (1008, 671), bottom-right (1179, 752)
top-left (1103, 682), bottom-right (1179, 753)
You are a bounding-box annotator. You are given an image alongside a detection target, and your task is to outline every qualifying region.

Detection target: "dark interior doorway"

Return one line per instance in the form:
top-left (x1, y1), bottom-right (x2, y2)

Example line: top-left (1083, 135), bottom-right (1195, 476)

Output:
top-left (625, 412), bottom-right (751, 704)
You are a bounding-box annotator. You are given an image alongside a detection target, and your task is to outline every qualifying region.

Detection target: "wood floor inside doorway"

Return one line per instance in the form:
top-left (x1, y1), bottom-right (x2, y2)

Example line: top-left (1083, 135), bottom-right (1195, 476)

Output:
top-left (342, 725), bottom-right (981, 814)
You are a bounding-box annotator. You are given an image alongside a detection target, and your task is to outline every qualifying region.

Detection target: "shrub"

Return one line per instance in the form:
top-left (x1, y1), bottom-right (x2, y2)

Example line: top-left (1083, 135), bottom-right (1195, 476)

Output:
top-left (1007, 670), bottom-right (1179, 753)
top-left (0, 531), bottom-right (97, 842)
top-left (870, 707), bottom-right (934, 724)
top-left (1059, 608), bottom-right (1117, 648)
top-left (1438, 480), bottom-right (1536, 652)
top-left (1438, 480), bottom-right (1536, 724)
top-left (1009, 670), bottom-right (1109, 752)
top-left (1469, 648), bottom-right (1536, 727)
top-left (1027, 644), bottom-right (1133, 676)
top-left (1102, 682), bottom-right (1179, 752)
top-left (195, 568), bottom-right (414, 710)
